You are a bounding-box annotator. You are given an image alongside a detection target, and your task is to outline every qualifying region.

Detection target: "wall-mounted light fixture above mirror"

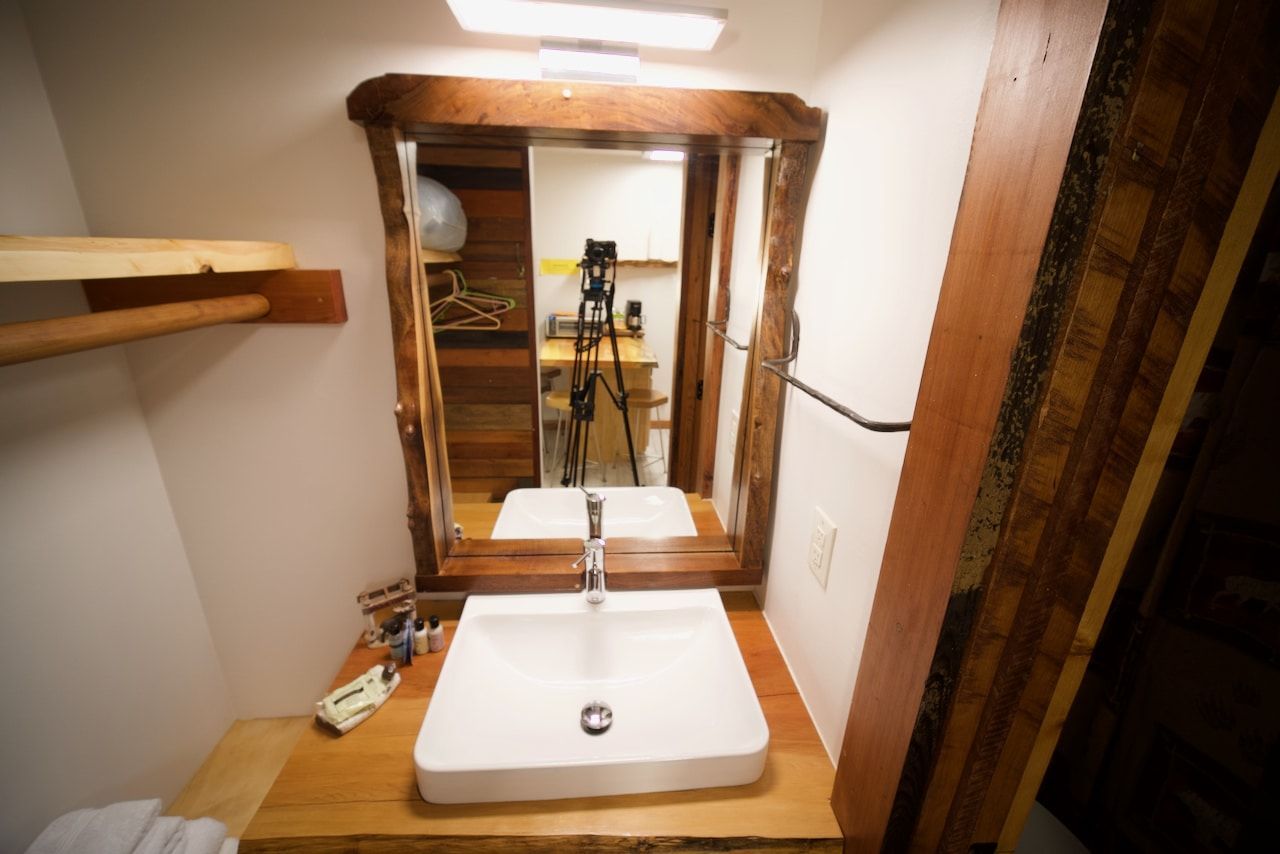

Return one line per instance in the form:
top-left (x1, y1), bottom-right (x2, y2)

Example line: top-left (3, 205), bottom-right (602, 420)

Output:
top-left (347, 75), bottom-right (820, 592)
top-left (445, 0), bottom-right (728, 51)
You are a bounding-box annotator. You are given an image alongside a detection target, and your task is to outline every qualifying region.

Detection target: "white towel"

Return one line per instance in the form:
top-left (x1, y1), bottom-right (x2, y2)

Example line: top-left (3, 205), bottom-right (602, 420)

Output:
top-left (181, 818), bottom-right (229, 854)
top-left (133, 816), bottom-right (183, 854)
top-left (25, 800), bottom-right (229, 854)
top-left (27, 799), bottom-right (160, 854)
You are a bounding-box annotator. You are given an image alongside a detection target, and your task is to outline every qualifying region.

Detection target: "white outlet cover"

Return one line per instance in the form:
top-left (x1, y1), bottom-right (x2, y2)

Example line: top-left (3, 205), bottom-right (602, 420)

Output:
top-left (809, 507), bottom-right (836, 589)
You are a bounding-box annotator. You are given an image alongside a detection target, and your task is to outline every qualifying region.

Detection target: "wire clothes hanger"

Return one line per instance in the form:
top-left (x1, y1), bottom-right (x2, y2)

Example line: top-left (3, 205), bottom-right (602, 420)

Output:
top-left (762, 309), bottom-right (912, 433)
top-left (428, 269), bottom-right (514, 332)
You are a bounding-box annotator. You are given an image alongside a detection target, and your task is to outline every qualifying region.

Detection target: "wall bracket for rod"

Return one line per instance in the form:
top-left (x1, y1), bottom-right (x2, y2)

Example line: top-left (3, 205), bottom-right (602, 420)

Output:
top-left (761, 310), bottom-right (912, 433)
top-left (705, 291), bottom-right (749, 350)
top-left (706, 319), bottom-right (749, 350)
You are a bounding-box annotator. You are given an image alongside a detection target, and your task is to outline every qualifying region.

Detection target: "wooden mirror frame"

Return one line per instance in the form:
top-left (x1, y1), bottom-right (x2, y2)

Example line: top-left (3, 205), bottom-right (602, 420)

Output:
top-left (348, 75), bottom-right (821, 592)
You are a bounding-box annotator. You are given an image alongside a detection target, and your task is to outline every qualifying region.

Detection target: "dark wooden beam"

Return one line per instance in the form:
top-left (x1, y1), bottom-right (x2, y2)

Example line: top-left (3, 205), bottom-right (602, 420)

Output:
top-left (347, 75), bottom-right (823, 145)
top-left (698, 154), bottom-right (742, 498)
top-left (428, 552), bottom-right (758, 593)
top-left (899, 0), bottom-right (1280, 849)
top-left (669, 153), bottom-right (719, 492)
top-left (828, 0), bottom-right (1111, 849)
top-left (449, 535), bottom-right (731, 557)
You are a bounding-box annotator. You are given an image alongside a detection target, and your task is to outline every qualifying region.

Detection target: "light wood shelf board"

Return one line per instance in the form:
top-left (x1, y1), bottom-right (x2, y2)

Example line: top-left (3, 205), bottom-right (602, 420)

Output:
top-left (0, 236), bottom-right (297, 283)
top-left (616, 259), bottom-right (678, 269)
top-left (167, 717), bottom-right (309, 838)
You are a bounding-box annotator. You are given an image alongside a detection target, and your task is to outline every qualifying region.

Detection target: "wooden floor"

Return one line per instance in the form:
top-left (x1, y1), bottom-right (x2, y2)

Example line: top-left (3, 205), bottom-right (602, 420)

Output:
top-left (453, 492), bottom-right (725, 540)
top-left (241, 593), bottom-right (841, 852)
top-left (167, 717), bottom-right (308, 837)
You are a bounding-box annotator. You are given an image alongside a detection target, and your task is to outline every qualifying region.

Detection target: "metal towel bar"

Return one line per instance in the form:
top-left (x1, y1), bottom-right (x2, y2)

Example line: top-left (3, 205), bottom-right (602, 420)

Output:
top-left (761, 310), bottom-right (912, 433)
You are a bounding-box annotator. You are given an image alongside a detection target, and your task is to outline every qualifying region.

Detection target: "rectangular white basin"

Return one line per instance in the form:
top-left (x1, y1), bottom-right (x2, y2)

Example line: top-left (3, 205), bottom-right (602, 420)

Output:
top-left (490, 486), bottom-right (697, 539)
top-left (414, 589), bottom-right (768, 803)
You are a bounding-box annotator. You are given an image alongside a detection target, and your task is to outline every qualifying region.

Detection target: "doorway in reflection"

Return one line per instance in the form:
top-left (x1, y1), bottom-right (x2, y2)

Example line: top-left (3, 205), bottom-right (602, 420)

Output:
top-left (530, 146), bottom-right (685, 489)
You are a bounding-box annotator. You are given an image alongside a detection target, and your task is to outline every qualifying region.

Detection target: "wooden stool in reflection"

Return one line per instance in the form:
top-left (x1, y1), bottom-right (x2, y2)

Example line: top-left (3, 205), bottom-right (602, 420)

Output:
top-left (546, 389), bottom-right (607, 482)
top-left (539, 367), bottom-right (562, 453)
top-left (623, 387), bottom-right (669, 479)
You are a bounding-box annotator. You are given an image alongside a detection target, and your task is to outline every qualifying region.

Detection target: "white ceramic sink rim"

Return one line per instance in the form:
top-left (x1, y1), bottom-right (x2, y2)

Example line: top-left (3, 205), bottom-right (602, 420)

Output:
top-left (490, 486), bottom-right (697, 539)
top-left (414, 588), bottom-right (768, 803)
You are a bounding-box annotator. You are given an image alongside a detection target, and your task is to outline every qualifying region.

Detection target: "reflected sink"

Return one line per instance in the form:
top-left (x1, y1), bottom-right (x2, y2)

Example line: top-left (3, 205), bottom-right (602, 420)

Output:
top-left (414, 589), bottom-right (768, 803)
top-left (490, 486), bottom-right (697, 539)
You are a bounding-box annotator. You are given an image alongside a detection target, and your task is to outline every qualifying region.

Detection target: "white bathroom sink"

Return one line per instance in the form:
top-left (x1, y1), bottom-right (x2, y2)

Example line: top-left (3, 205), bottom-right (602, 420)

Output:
top-left (490, 486), bottom-right (697, 539)
top-left (414, 589), bottom-right (768, 803)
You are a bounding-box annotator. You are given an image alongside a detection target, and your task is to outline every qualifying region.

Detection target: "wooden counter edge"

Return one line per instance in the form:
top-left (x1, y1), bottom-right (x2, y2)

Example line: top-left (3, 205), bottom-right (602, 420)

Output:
top-left (241, 833), bottom-right (842, 852)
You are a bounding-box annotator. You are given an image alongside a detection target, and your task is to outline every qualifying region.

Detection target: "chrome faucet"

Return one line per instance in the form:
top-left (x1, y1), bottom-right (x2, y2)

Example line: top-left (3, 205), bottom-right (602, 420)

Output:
top-left (572, 490), bottom-right (607, 603)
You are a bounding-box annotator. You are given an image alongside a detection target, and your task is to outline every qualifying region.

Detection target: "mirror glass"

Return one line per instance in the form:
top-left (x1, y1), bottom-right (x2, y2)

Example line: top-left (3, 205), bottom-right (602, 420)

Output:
top-left (415, 141), bottom-right (768, 542)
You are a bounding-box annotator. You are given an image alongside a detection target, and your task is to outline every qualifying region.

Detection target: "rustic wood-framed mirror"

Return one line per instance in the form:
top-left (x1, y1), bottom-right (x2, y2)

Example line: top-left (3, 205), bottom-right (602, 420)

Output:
top-left (348, 75), bottom-right (819, 591)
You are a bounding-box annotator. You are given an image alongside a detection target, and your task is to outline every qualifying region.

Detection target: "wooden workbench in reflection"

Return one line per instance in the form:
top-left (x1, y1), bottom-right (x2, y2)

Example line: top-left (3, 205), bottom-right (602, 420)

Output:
top-left (540, 335), bottom-right (660, 468)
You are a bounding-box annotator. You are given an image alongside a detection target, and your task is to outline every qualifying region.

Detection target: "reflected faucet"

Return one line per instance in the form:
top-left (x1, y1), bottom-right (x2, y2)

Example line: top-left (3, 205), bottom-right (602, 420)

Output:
top-left (572, 490), bottom-right (607, 603)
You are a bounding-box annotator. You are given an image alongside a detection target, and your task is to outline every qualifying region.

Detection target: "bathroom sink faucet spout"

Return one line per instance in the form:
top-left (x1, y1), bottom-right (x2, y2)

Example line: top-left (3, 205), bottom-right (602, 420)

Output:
top-left (573, 491), bottom-right (607, 603)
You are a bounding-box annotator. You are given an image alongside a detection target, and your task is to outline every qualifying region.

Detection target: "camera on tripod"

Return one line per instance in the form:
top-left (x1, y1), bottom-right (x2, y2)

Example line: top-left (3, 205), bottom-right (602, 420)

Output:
top-left (580, 239), bottom-right (617, 300)
top-left (559, 237), bottom-right (639, 488)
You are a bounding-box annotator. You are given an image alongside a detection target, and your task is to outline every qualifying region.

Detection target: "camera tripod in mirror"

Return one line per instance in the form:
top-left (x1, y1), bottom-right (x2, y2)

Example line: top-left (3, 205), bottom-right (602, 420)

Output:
top-left (561, 238), bottom-right (641, 488)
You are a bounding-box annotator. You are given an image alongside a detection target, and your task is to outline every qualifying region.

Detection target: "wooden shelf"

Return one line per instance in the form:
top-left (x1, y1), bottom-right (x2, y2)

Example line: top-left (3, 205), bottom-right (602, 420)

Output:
top-left (0, 236), bottom-right (296, 283)
top-left (0, 235), bottom-right (345, 366)
top-left (616, 259), bottom-right (677, 269)
top-left (422, 249), bottom-right (463, 264)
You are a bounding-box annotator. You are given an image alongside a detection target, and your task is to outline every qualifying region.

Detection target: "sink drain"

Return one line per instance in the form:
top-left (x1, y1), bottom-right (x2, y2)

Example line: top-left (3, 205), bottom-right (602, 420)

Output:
top-left (580, 701), bottom-right (613, 735)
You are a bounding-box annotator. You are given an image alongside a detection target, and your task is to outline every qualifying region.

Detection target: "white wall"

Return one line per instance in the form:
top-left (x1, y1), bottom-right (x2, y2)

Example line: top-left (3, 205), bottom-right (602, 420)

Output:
top-left (18, 0), bottom-right (824, 717)
top-left (0, 2), bottom-right (234, 848)
top-left (529, 147), bottom-right (684, 430)
top-left (760, 0), bottom-right (1000, 760)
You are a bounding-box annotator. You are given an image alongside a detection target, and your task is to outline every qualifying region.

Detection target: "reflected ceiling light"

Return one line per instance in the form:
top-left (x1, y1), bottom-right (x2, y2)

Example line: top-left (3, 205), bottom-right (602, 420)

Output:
top-left (642, 150), bottom-right (685, 162)
top-left (446, 0), bottom-right (727, 51)
top-left (540, 40), bottom-right (639, 82)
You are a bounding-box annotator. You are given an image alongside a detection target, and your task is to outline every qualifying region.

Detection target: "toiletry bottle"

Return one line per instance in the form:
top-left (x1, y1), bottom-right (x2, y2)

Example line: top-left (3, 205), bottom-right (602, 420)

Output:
top-left (427, 615), bottom-right (444, 652)
top-left (383, 616), bottom-right (407, 664)
top-left (401, 617), bottom-right (413, 667)
top-left (413, 617), bottom-right (428, 655)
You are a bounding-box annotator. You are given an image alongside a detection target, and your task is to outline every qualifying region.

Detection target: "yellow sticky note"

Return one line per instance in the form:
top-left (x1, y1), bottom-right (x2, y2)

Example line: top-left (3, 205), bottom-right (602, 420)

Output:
top-left (540, 258), bottom-right (580, 276)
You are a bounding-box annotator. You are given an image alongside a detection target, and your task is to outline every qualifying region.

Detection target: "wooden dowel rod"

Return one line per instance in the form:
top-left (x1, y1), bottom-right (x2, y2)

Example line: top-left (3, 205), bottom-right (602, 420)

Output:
top-left (425, 272), bottom-right (455, 287)
top-left (0, 293), bottom-right (270, 367)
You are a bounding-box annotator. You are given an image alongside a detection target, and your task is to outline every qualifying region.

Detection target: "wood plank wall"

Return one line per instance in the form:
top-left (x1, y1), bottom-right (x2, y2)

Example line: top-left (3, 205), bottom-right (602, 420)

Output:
top-left (418, 146), bottom-right (540, 501)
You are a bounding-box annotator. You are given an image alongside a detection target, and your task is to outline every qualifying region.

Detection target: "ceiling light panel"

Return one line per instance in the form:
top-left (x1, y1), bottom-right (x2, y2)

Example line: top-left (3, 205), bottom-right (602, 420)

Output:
top-left (447, 0), bottom-right (727, 51)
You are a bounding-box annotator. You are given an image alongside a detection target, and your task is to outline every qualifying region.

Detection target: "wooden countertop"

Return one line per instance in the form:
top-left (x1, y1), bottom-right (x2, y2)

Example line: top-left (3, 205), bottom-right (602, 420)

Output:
top-left (540, 335), bottom-right (659, 368)
top-left (241, 592), bottom-right (841, 852)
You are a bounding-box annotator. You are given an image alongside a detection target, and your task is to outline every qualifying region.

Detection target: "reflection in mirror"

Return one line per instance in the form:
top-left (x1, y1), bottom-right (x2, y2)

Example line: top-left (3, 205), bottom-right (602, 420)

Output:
top-left (529, 147), bottom-right (682, 491)
top-left (415, 142), bottom-right (769, 543)
top-left (709, 154), bottom-right (767, 526)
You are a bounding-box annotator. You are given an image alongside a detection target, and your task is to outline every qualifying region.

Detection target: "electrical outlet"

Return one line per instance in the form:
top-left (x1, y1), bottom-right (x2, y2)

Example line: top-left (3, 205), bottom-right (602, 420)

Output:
top-left (808, 507), bottom-right (836, 589)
